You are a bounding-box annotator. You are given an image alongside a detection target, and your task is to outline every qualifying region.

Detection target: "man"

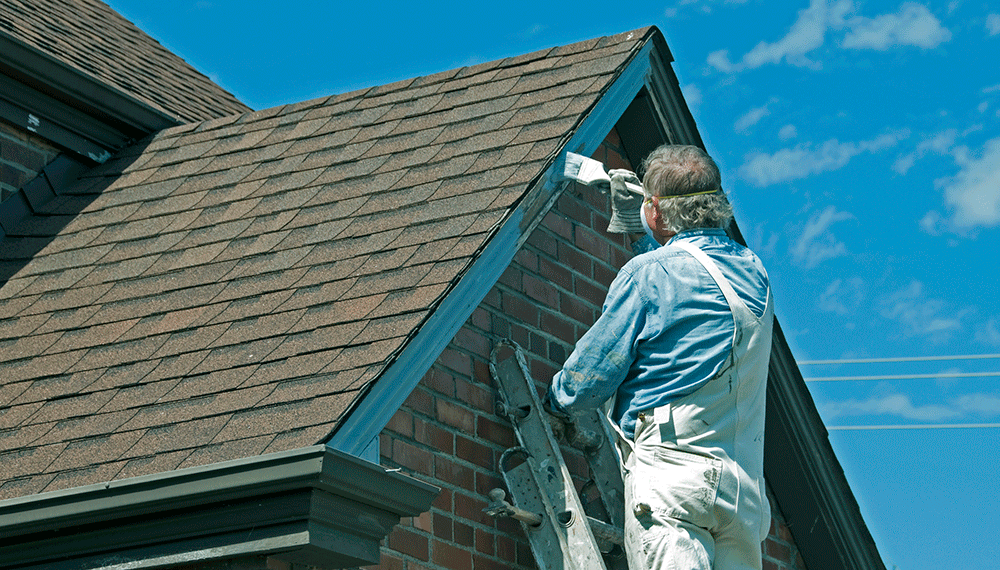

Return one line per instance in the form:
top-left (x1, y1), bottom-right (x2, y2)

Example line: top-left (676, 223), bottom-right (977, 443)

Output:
top-left (546, 145), bottom-right (774, 570)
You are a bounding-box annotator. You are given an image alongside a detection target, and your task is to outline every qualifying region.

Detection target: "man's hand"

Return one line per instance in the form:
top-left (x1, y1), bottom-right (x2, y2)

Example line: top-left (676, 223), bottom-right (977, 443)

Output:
top-left (606, 169), bottom-right (645, 234)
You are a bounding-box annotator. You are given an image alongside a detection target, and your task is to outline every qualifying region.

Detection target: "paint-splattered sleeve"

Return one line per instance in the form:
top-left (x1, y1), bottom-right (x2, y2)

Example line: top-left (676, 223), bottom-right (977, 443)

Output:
top-left (547, 267), bottom-right (647, 415)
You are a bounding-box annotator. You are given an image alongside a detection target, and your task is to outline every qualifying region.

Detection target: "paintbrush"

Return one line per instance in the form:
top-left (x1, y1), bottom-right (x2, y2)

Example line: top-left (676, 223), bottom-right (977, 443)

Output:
top-left (562, 152), bottom-right (645, 196)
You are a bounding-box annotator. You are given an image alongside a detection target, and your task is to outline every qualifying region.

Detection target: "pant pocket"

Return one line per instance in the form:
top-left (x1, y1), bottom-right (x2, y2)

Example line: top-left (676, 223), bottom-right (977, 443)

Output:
top-left (634, 446), bottom-right (722, 531)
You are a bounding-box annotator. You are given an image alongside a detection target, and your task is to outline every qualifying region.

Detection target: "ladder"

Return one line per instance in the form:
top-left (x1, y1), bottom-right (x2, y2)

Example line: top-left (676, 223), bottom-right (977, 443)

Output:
top-left (484, 340), bottom-right (627, 570)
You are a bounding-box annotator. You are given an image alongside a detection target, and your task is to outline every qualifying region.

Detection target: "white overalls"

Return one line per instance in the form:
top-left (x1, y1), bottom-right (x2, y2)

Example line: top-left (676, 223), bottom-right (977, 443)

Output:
top-left (617, 241), bottom-right (774, 570)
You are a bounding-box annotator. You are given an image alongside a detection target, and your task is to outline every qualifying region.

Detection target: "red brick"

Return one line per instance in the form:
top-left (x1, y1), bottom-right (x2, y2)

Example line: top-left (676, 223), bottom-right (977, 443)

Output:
top-left (540, 309), bottom-right (576, 345)
top-left (526, 227), bottom-right (559, 257)
top-left (475, 527), bottom-right (495, 556)
top-left (522, 274), bottom-right (560, 309)
top-left (498, 265), bottom-right (522, 290)
top-left (432, 540), bottom-right (472, 570)
top-left (476, 415), bottom-right (516, 448)
top-left (575, 229), bottom-right (609, 267)
top-left (438, 348), bottom-right (472, 377)
top-left (436, 399), bottom-right (475, 432)
top-left (537, 255), bottom-right (573, 292)
top-left (557, 241), bottom-right (593, 279)
top-left (473, 554), bottom-right (510, 570)
top-left (455, 435), bottom-right (493, 469)
top-left (557, 191), bottom-right (591, 226)
top-left (593, 261), bottom-right (618, 289)
top-left (433, 512), bottom-right (453, 540)
top-left (509, 322), bottom-right (530, 348)
top-left (560, 291), bottom-right (595, 327)
top-left (529, 359), bottom-right (558, 388)
top-left (475, 471), bottom-right (506, 496)
top-left (605, 145), bottom-right (632, 170)
top-left (765, 537), bottom-right (791, 561)
top-left (369, 553), bottom-right (403, 570)
top-left (388, 527), bottom-right (429, 561)
top-left (513, 248), bottom-right (538, 272)
top-left (453, 491), bottom-right (490, 526)
top-left (424, 366), bottom-right (457, 398)
top-left (392, 438), bottom-right (433, 474)
top-left (575, 277), bottom-right (607, 308)
top-left (502, 294), bottom-right (539, 328)
top-left (453, 327), bottom-right (491, 358)
top-left (433, 487), bottom-right (452, 511)
top-left (456, 377), bottom-right (494, 414)
top-left (454, 520), bottom-right (474, 548)
top-left (435, 455), bottom-right (475, 488)
top-left (472, 358), bottom-right (491, 387)
top-left (542, 211), bottom-right (572, 241)
top-left (385, 409), bottom-right (414, 438)
top-left (416, 416), bottom-right (454, 453)
top-left (469, 307), bottom-right (491, 333)
top-left (496, 535), bottom-right (517, 563)
top-left (404, 386), bottom-right (435, 416)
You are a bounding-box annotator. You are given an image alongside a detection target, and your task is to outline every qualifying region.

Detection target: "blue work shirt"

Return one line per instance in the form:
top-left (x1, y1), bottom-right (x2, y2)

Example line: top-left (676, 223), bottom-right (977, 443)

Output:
top-left (548, 228), bottom-right (770, 439)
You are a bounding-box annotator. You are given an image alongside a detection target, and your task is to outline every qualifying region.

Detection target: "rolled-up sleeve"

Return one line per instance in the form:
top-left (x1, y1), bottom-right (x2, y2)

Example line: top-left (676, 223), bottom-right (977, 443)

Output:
top-left (548, 268), bottom-right (647, 415)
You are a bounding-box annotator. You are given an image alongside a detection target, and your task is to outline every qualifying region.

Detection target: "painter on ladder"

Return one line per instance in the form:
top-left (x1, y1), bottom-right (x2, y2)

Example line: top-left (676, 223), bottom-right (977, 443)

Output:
top-left (546, 144), bottom-right (774, 570)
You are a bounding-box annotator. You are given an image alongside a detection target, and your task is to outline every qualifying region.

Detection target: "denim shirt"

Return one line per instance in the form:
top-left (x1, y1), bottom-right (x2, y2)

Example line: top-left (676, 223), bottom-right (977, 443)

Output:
top-left (548, 228), bottom-right (770, 439)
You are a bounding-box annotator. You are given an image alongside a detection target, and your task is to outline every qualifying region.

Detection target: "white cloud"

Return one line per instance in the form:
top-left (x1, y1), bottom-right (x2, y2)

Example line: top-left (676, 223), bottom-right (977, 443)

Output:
top-left (975, 318), bottom-right (1000, 346)
top-left (818, 277), bottom-right (866, 314)
top-left (820, 391), bottom-right (1000, 422)
top-left (682, 83), bottom-right (703, 113)
top-left (778, 124), bottom-right (798, 140)
top-left (734, 98), bottom-right (778, 132)
top-left (936, 136), bottom-right (1000, 229)
top-left (739, 131), bottom-right (908, 186)
top-left (708, 0), bottom-right (951, 73)
top-left (987, 13), bottom-right (1000, 36)
top-left (841, 3), bottom-right (952, 50)
top-left (880, 280), bottom-right (963, 340)
top-left (791, 205), bottom-right (854, 268)
top-left (821, 393), bottom-right (960, 422)
top-left (893, 128), bottom-right (958, 174)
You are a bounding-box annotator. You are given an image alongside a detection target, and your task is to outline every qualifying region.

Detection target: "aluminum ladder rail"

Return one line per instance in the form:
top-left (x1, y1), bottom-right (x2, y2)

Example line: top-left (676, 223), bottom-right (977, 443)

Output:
top-left (485, 340), bottom-right (626, 570)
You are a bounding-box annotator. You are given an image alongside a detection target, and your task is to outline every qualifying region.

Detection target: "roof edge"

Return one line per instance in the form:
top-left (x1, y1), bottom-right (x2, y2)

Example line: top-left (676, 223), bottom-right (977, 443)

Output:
top-left (0, 445), bottom-right (438, 569)
top-left (0, 30), bottom-right (181, 156)
top-left (326, 30), bottom-right (656, 458)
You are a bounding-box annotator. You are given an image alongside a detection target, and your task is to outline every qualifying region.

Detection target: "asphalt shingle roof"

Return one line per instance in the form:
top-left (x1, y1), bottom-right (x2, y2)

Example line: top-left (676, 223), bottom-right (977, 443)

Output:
top-left (0, 27), bottom-right (654, 500)
top-left (0, 0), bottom-right (251, 122)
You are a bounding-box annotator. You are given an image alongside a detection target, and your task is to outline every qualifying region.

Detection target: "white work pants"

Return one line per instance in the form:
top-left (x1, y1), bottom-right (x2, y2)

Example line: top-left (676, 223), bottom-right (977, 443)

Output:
top-left (620, 417), bottom-right (765, 570)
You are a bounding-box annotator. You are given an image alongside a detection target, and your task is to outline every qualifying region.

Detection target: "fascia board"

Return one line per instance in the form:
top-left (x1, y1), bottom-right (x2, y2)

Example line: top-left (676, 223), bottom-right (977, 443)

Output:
top-left (0, 31), bottom-right (179, 144)
top-left (326, 36), bottom-right (655, 459)
top-left (0, 445), bottom-right (439, 570)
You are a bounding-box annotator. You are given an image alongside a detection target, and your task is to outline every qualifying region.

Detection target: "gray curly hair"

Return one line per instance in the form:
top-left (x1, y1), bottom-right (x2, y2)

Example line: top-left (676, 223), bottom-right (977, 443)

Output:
top-left (641, 145), bottom-right (732, 233)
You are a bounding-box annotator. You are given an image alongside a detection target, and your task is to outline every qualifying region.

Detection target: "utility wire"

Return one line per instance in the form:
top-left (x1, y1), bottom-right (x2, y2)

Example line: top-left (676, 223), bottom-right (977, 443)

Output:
top-left (827, 423), bottom-right (1000, 430)
top-left (804, 371), bottom-right (1000, 382)
top-left (798, 353), bottom-right (1000, 365)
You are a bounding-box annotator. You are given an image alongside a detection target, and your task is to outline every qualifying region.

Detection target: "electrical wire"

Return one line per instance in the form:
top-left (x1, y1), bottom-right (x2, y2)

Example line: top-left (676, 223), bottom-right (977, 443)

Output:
top-left (804, 371), bottom-right (1000, 382)
top-left (827, 423), bottom-right (1000, 430)
top-left (798, 353), bottom-right (1000, 365)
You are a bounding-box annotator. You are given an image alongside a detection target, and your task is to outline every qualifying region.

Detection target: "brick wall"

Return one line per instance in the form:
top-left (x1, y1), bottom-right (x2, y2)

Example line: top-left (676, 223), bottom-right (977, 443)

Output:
top-left (374, 128), bottom-right (809, 570)
top-left (0, 120), bottom-right (60, 203)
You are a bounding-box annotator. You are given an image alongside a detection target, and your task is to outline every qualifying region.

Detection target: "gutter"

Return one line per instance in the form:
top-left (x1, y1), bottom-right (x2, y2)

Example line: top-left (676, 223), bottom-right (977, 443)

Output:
top-left (0, 30), bottom-right (181, 162)
top-left (0, 445), bottom-right (439, 569)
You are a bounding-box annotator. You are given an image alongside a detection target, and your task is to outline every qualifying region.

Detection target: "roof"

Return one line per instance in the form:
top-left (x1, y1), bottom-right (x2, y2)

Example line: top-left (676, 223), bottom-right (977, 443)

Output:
top-left (0, 27), bottom-right (651, 501)
top-left (0, 0), bottom-right (250, 124)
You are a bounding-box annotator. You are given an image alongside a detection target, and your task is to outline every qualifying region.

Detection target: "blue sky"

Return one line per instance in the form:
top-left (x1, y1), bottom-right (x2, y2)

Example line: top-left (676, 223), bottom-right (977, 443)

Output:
top-left (107, 1), bottom-right (999, 568)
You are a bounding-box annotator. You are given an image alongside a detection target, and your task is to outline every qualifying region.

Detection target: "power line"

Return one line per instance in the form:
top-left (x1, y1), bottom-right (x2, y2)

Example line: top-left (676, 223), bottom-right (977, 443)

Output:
top-left (798, 353), bottom-right (1000, 365)
top-left (827, 423), bottom-right (1000, 431)
top-left (804, 371), bottom-right (1000, 382)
